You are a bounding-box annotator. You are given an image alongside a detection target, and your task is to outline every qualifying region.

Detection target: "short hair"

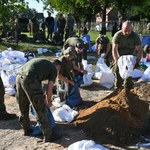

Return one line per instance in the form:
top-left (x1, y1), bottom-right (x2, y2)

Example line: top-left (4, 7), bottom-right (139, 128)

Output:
top-left (53, 59), bottom-right (62, 66)
top-left (76, 43), bottom-right (84, 49)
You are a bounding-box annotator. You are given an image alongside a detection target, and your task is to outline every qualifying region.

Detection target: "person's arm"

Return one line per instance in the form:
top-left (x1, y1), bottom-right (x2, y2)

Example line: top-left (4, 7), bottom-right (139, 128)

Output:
top-left (135, 45), bottom-right (143, 64)
top-left (45, 80), bottom-right (54, 107)
top-left (112, 43), bottom-right (119, 63)
top-left (58, 74), bottom-right (74, 85)
top-left (73, 63), bottom-right (87, 74)
top-left (95, 39), bottom-right (99, 57)
top-left (105, 43), bottom-right (111, 57)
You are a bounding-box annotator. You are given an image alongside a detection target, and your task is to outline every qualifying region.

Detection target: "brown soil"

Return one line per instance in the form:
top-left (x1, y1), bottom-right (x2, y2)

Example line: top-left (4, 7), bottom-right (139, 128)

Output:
top-left (1, 81), bottom-right (150, 150)
top-left (74, 88), bottom-right (149, 146)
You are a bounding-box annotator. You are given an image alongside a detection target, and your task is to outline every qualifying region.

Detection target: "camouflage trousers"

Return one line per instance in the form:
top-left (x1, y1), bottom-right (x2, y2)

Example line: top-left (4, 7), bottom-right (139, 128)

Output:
top-left (16, 74), bottom-right (52, 137)
top-left (112, 63), bottom-right (134, 90)
top-left (0, 77), bottom-right (6, 113)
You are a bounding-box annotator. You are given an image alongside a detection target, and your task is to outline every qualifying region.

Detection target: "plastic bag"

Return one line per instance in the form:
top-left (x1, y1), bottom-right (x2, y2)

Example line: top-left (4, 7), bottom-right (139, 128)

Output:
top-left (68, 140), bottom-right (109, 150)
top-left (117, 55), bottom-right (136, 79)
top-left (80, 74), bottom-right (93, 87)
top-left (53, 104), bottom-right (78, 122)
top-left (66, 86), bottom-right (83, 108)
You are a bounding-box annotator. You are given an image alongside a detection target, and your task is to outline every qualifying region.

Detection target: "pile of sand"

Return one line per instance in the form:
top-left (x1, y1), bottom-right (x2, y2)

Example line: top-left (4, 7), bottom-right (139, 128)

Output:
top-left (74, 89), bottom-right (149, 146)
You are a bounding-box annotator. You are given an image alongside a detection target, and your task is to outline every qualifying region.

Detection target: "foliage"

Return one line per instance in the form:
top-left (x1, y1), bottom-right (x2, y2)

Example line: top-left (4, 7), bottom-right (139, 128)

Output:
top-left (42, 0), bottom-right (150, 23)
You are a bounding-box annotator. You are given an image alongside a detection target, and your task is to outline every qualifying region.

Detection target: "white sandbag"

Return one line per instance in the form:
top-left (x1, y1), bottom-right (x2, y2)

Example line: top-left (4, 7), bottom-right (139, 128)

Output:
top-left (53, 104), bottom-right (78, 123)
top-left (1, 70), bottom-right (16, 88)
top-left (144, 62), bottom-right (150, 67)
top-left (1, 63), bottom-right (10, 71)
top-left (68, 140), bottom-right (109, 150)
top-left (131, 69), bottom-right (143, 78)
top-left (9, 50), bottom-right (25, 58)
top-left (52, 97), bottom-right (65, 108)
top-left (94, 56), bottom-right (105, 73)
top-left (5, 87), bottom-right (16, 96)
top-left (37, 48), bottom-right (43, 54)
top-left (80, 74), bottom-right (93, 87)
top-left (139, 67), bottom-right (150, 82)
top-left (82, 59), bottom-right (94, 77)
top-left (93, 57), bottom-right (115, 88)
top-left (2, 50), bottom-right (27, 64)
top-left (118, 55), bottom-right (136, 79)
top-left (99, 72), bottom-right (115, 89)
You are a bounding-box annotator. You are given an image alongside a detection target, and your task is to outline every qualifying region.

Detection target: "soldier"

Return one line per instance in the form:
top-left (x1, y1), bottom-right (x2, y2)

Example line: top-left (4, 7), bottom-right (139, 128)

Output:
top-left (15, 58), bottom-right (62, 142)
top-left (0, 76), bottom-right (17, 120)
top-left (45, 12), bottom-right (54, 41)
top-left (57, 13), bottom-right (66, 43)
top-left (112, 20), bottom-right (143, 90)
top-left (95, 34), bottom-right (112, 66)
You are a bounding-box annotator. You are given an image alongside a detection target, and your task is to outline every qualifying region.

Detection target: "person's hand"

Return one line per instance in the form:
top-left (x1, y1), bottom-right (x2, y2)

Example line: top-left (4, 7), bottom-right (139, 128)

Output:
top-left (70, 80), bottom-right (75, 86)
top-left (45, 99), bottom-right (52, 107)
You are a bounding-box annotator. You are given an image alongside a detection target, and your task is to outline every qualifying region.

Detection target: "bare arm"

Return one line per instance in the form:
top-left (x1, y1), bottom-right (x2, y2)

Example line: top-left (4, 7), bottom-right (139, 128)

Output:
top-left (45, 81), bottom-right (54, 107)
top-left (73, 63), bottom-right (87, 74)
top-left (105, 43), bottom-right (111, 57)
top-left (95, 42), bottom-right (99, 57)
top-left (135, 45), bottom-right (143, 64)
top-left (58, 74), bottom-right (74, 85)
top-left (112, 43), bottom-right (119, 63)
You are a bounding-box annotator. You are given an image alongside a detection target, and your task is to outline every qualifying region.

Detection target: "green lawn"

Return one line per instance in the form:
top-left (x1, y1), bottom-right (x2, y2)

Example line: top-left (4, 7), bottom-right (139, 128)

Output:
top-left (89, 30), bottom-right (112, 43)
top-left (0, 31), bottom-right (112, 52)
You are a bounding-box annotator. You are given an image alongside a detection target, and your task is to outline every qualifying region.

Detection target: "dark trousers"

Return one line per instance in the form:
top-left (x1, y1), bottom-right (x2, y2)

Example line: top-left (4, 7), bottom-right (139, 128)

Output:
top-left (0, 77), bottom-right (6, 113)
top-left (112, 63), bottom-right (133, 90)
top-left (16, 75), bottom-right (52, 137)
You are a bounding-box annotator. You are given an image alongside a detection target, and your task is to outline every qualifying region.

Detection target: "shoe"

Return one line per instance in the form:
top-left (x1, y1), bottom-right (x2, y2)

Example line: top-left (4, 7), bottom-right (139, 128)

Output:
top-left (43, 132), bottom-right (62, 143)
top-left (24, 129), bottom-right (34, 136)
top-left (0, 112), bottom-right (17, 120)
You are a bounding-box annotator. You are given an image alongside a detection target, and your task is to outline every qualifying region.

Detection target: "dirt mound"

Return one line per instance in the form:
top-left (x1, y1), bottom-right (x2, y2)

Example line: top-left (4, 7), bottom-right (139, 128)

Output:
top-left (74, 89), bottom-right (149, 146)
top-left (138, 83), bottom-right (150, 100)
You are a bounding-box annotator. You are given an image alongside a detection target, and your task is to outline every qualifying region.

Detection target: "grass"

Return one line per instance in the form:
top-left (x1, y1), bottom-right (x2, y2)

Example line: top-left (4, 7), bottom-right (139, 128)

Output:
top-left (0, 31), bottom-right (112, 52)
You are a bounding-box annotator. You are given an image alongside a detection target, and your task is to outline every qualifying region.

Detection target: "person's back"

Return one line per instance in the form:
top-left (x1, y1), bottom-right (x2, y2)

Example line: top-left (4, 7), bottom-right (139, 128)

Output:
top-left (18, 58), bottom-right (57, 81)
top-left (64, 37), bottom-right (84, 49)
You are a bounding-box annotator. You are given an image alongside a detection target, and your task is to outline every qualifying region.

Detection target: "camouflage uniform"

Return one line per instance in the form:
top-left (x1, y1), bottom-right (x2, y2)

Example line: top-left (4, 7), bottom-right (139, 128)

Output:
top-left (58, 56), bottom-right (74, 100)
top-left (112, 30), bottom-right (142, 89)
top-left (16, 58), bottom-right (57, 138)
top-left (0, 77), bottom-right (6, 113)
top-left (63, 37), bottom-right (85, 67)
top-left (95, 35), bottom-right (111, 66)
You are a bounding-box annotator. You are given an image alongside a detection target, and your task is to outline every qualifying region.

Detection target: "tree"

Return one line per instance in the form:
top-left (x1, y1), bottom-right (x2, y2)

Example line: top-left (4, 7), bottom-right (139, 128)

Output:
top-left (0, 0), bottom-right (28, 37)
top-left (42, 0), bottom-right (150, 33)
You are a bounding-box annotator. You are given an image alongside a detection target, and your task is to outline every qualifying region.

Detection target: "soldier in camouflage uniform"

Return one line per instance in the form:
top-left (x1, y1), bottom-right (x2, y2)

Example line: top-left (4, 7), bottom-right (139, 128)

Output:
top-left (16, 58), bottom-right (61, 142)
top-left (0, 76), bottom-right (17, 120)
top-left (95, 34), bottom-right (112, 66)
top-left (112, 20), bottom-right (143, 90)
top-left (63, 36), bottom-right (88, 73)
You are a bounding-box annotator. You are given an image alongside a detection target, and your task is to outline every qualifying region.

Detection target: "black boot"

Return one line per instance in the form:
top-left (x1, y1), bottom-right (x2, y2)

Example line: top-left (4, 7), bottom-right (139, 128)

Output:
top-left (43, 131), bottom-right (62, 143)
top-left (0, 112), bottom-right (17, 120)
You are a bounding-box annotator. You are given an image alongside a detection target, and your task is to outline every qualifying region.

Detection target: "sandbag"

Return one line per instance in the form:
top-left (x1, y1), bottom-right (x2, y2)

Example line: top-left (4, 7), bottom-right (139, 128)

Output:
top-left (66, 85), bottom-right (83, 108)
top-left (117, 55), bottom-right (136, 79)
top-left (68, 140), bottom-right (109, 150)
top-left (53, 104), bottom-right (78, 123)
